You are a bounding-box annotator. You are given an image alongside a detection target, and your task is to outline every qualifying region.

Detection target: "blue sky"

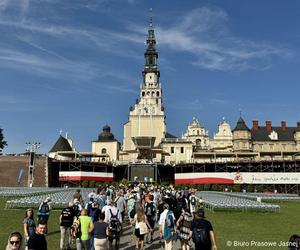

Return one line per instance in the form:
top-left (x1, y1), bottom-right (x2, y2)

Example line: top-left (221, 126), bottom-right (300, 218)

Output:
top-left (1, 0), bottom-right (300, 154)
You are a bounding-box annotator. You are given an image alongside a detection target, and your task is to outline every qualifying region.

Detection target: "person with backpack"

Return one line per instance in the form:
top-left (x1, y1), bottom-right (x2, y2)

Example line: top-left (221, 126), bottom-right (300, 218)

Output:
top-left (60, 201), bottom-right (75, 250)
top-left (159, 203), bottom-right (175, 250)
top-left (175, 192), bottom-right (187, 222)
top-left (189, 191), bottom-right (198, 214)
top-left (115, 191), bottom-right (127, 222)
top-left (76, 209), bottom-right (94, 250)
top-left (73, 198), bottom-right (83, 219)
top-left (104, 201), bottom-right (122, 250)
top-left (176, 206), bottom-right (192, 250)
top-left (127, 193), bottom-right (136, 224)
top-left (144, 194), bottom-right (156, 244)
top-left (189, 209), bottom-right (217, 250)
top-left (37, 197), bottom-right (51, 225)
top-left (73, 190), bottom-right (83, 206)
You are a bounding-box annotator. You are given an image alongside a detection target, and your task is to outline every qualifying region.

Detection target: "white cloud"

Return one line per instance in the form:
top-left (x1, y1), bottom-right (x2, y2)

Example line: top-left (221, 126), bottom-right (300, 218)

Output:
top-left (0, 48), bottom-right (98, 81)
top-left (129, 7), bottom-right (291, 71)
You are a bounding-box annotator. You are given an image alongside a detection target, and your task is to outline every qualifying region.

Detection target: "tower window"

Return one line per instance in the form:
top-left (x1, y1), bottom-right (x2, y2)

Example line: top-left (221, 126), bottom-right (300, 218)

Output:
top-left (181, 147), bottom-right (184, 153)
top-left (149, 76), bottom-right (152, 79)
top-left (149, 57), bottom-right (153, 65)
top-left (171, 147), bottom-right (174, 154)
top-left (142, 92), bottom-right (145, 97)
top-left (101, 148), bottom-right (107, 154)
top-left (156, 91), bottom-right (160, 97)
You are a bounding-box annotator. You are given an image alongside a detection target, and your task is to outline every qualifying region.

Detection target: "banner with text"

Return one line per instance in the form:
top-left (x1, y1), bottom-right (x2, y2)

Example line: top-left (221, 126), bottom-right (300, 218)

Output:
top-left (175, 172), bottom-right (300, 184)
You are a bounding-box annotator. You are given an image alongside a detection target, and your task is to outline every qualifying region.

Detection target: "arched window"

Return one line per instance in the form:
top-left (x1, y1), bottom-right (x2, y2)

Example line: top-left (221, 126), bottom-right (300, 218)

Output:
top-left (156, 91), bottom-right (160, 97)
top-left (142, 92), bottom-right (145, 97)
top-left (102, 157), bottom-right (106, 162)
top-left (101, 148), bottom-right (107, 154)
top-left (196, 139), bottom-right (201, 147)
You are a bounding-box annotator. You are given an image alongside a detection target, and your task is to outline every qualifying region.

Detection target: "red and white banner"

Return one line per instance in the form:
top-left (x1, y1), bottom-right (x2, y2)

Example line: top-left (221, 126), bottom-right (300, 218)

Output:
top-left (175, 172), bottom-right (300, 184)
top-left (59, 171), bottom-right (113, 182)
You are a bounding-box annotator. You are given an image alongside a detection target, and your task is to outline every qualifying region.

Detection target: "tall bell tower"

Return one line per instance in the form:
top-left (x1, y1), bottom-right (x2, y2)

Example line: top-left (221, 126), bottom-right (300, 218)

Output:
top-left (123, 16), bottom-right (166, 160)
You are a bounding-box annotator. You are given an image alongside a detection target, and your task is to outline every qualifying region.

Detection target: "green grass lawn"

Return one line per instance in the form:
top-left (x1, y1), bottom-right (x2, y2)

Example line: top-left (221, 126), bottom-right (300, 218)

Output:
top-left (1, 198), bottom-right (299, 250)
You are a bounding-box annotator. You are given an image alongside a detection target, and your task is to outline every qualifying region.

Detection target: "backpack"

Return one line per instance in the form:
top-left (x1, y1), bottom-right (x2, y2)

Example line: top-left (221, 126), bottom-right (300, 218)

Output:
top-left (73, 204), bottom-right (81, 218)
top-left (177, 198), bottom-right (185, 212)
top-left (61, 208), bottom-right (74, 226)
top-left (39, 202), bottom-right (49, 214)
top-left (190, 196), bottom-right (196, 206)
top-left (109, 209), bottom-right (122, 236)
top-left (70, 219), bottom-right (81, 239)
top-left (192, 223), bottom-right (208, 244)
top-left (163, 211), bottom-right (174, 241)
top-left (165, 211), bottom-right (174, 228)
top-left (146, 202), bottom-right (155, 218)
top-left (181, 213), bottom-right (193, 234)
top-left (98, 197), bottom-right (106, 209)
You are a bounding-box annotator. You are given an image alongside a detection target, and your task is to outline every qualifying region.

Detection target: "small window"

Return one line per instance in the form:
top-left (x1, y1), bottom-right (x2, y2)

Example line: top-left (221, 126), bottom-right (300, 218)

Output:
top-left (101, 148), bottom-right (107, 154)
top-left (181, 147), bottom-right (184, 153)
top-left (156, 91), bottom-right (160, 97)
top-left (142, 92), bottom-right (145, 97)
top-left (102, 157), bottom-right (106, 162)
top-left (171, 147), bottom-right (174, 154)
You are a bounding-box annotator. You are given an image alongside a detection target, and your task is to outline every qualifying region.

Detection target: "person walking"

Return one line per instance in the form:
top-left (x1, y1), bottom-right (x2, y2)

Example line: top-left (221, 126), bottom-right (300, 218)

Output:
top-left (105, 201), bottom-right (122, 250)
top-left (144, 194), bottom-right (156, 244)
top-left (60, 201), bottom-right (75, 250)
top-left (159, 203), bottom-right (175, 250)
top-left (189, 191), bottom-right (198, 215)
top-left (6, 232), bottom-right (24, 250)
top-left (27, 222), bottom-right (47, 250)
top-left (37, 197), bottom-right (51, 225)
top-left (23, 208), bottom-right (35, 248)
top-left (127, 193), bottom-right (136, 224)
top-left (176, 206), bottom-right (192, 250)
top-left (132, 207), bottom-right (152, 250)
top-left (189, 209), bottom-right (217, 250)
top-left (76, 209), bottom-right (94, 250)
top-left (115, 191), bottom-right (127, 222)
top-left (94, 213), bottom-right (110, 250)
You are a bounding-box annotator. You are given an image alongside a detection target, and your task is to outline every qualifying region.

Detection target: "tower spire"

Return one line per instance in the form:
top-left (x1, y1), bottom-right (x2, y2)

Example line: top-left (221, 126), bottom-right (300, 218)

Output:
top-left (143, 9), bottom-right (159, 75)
top-left (149, 8), bottom-right (153, 28)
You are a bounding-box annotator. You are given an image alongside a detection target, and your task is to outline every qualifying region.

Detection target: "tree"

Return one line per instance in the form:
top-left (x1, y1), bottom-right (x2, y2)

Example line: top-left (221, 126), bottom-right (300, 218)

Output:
top-left (0, 127), bottom-right (8, 153)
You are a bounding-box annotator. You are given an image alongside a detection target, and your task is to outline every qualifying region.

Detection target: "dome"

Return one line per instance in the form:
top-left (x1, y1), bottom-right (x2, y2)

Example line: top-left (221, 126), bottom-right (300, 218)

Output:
top-left (98, 125), bottom-right (115, 141)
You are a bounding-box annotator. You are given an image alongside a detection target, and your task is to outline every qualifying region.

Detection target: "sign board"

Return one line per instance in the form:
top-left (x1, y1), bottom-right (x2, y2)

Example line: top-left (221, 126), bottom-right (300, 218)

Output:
top-left (175, 172), bottom-right (300, 184)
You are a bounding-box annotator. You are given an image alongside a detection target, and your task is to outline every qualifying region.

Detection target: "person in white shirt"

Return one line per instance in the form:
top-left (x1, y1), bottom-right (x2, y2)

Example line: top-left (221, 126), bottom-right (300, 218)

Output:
top-left (102, 201), bottom-right (122, 224)
top-left (115, 191), bottom-right (127, 222)
top-left (159, 203), bottom-right (175, 250)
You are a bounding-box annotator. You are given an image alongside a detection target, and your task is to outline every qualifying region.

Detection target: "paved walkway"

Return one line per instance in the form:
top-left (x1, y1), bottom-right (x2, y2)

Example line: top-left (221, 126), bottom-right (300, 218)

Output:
top-left (118, 220), bottom-right (184, 250)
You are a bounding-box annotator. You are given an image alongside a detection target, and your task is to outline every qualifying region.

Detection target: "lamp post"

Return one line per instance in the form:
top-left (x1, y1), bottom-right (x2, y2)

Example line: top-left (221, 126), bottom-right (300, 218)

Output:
top-left (25, 142), bottom-right (40, 187)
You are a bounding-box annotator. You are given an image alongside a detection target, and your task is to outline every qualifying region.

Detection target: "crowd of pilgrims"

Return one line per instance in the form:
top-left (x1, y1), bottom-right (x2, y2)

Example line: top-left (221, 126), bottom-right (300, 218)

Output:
top-left (7, 183), bottom-right (218, 250)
